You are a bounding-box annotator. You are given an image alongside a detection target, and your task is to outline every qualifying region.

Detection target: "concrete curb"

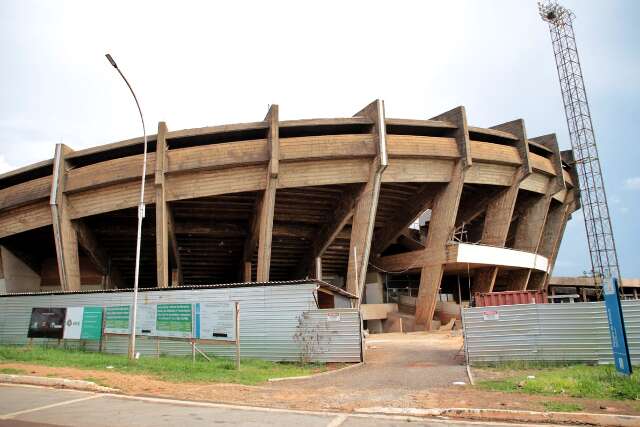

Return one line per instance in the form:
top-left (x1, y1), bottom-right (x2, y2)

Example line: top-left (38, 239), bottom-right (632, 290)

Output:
top-left (267, 362), bottom-right (364, 382)
top-left (356, 406), bottom-right (640, 427)
top-left (0, 374), bottom-right (119, 393)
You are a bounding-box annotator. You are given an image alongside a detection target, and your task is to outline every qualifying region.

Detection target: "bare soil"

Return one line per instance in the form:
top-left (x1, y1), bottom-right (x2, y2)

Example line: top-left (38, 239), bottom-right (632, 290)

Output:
top-left (2, 332), bottom-right (639, 416)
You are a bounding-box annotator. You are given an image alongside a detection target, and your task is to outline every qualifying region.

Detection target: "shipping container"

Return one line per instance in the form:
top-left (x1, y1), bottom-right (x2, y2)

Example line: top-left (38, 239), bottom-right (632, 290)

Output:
top-left (474, 290), bottom-right (547, 307)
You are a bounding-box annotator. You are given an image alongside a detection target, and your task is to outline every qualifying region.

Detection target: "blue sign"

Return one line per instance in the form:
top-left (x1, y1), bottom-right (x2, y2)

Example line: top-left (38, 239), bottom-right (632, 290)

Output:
top-left (603, 277), bottom-right (632, 375)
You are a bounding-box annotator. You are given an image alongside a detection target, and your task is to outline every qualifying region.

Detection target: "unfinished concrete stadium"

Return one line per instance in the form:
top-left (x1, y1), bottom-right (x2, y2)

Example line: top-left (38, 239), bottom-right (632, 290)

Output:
top-left (0, 100), bottom-right (579, 328)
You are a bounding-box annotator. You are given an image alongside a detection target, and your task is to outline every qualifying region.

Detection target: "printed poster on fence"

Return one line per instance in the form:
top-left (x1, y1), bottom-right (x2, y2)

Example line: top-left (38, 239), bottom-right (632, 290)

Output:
top-left (156, 304), bottom-right (193, 338)
top-left (63, 306), bottom-right (103, 340)
top-left (27, 307), bottom-right (66, 339)
top-left (105, 305), bottom-right (131, 334)
top-left (135, 304), bottom-right (156, 336)
top-left (195, 302), bottom-right (236, 341)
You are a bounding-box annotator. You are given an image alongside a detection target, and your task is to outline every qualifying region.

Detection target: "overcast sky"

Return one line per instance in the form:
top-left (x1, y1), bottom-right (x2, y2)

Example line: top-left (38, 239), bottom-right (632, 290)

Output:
top-left (1, 0), bottom-right (638, 277)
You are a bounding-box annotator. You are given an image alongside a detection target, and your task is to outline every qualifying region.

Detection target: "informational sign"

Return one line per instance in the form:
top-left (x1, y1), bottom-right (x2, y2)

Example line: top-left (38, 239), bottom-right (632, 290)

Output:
top-left (482, 310), bottom-right (500, 321)
top-left (136, 304), bottom-right (157, 336)
top-left (102, 303), bottom-right (238, 341)
top-left (81, 307), bottom-right (103, 340)
top-left (195, 303), bottom-right (236, 340)
top-left (105, 305), bottom-right (131, 334)
top-left (603, 277), bottom-right (632, 375)
top-left (63, 307), bottom-right (103, 340)
top-left (326, 312), bottom-right (341, 322)
top-left (156, 304), bottom-right (193, 338)
top-left (27, 308), bottom-right (66, 339)
top-left (63, 307), bottom-right (84, 339)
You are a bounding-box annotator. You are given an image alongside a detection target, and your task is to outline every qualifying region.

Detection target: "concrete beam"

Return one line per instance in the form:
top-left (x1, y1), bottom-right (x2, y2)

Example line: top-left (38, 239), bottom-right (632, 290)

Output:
top-left (50, 144), bottom-right (81, 291)
top-left (156, 121), bottom-right (170, 288)
top-left (415, 106), bottom-right (469, 329)
top-left (256, 104), bottom-right (279, 282)
top-left (346, 100), bottom-right (388, 298)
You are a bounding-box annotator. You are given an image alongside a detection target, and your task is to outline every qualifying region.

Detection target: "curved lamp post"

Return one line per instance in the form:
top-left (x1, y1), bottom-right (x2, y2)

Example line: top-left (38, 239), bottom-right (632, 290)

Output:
top-left (105, 53), bottom-right (147, 360)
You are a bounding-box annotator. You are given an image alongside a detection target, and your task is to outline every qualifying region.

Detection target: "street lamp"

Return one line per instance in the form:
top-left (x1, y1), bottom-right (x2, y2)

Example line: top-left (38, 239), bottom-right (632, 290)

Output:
top-left (105, 53), bottom-right (147, 360)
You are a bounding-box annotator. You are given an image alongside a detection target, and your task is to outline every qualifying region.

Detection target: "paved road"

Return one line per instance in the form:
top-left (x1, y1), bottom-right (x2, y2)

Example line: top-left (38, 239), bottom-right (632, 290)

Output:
top-left (0, 383), bottom-right (554, 427)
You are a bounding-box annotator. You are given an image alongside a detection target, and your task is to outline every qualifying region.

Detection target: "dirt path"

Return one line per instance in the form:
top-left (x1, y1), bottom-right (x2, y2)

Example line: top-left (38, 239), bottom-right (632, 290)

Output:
top-left (2, 332), bottom-right (639, 416)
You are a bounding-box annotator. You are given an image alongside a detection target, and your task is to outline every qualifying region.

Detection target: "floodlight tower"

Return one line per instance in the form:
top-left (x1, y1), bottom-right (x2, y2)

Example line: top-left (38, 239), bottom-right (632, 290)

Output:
top-left (538, 2), bottom-right (622, 288)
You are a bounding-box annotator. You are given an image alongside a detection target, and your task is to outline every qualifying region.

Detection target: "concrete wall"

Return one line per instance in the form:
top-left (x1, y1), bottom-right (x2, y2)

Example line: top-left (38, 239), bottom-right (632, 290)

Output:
top-left (0, 245), bottom-right (41, 293)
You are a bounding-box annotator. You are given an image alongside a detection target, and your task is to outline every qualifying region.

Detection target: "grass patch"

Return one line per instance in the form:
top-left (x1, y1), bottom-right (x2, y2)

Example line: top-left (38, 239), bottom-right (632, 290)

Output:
top-left (0, 367), bottom-right (27, 375)
top-left (0, 345), bottom-right (324, 385)
top-left (478, 364), bottom-right (640, 401)
top-left (542, 401), bottom-right (584, 412)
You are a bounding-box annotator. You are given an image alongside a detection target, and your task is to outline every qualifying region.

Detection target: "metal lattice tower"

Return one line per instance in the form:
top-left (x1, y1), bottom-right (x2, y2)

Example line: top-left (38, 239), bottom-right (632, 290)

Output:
top-left (539, 1), bottom-right (622, 286)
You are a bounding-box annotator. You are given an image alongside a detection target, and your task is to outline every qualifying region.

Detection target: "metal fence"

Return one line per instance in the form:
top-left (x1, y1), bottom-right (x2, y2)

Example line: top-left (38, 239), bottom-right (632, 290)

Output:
top-left (0, 283), bottom-right (362, 363)
top-left (462, 300), bottom-right (640, 365)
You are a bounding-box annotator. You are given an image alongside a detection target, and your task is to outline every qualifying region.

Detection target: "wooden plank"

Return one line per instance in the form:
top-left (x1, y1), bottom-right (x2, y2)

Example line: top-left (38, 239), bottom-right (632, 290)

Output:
top-left (386, 135), bottom-right (458, 158)
top-left (167, 166), bottom-right (266, 201)
top-left (0, 158), bottom-right (53, 183)
top-left (520, 172), bottom-right (549, 194)
top-left (66, 135), bottom-right (157, 161)
top-left (156, 122), bottom-right (169, 288)
top-left (256, 105), bottom-right (279, 282)
top-left (278, 158), bottom-right (370, 188)
top-left (0, 176), bottom-right (51, 211)
top-left (382, 158), bottom-right (454, 183)
top-left (464, 162), bottom-right (515, 186)
top-left (167, 121), bottom-right (267, 140)
top-left (166, 140), bottom-right (267, 173)
top-left (0, 202), bottom-right (52, 238)
top-left (280, 117), bottom-right (373, 128)
top-left (50, 144), bottom-right (81, 291)
top-left (385, 118), bottom-right (456, 129)
top-left (470, 141), bottom-right (521, 165)
top-left (529, 153), bottom-right (556, 176)
top-left (346, 100), bottom-right (387, 298)
top-left (68, 179), bottom-right (155, 219)
top-left (66, 153), bottom-right (156, 193)
top-left (280, 134), bottom-right (375, 161)
top-left (468, 126), bottom-right (518, 141)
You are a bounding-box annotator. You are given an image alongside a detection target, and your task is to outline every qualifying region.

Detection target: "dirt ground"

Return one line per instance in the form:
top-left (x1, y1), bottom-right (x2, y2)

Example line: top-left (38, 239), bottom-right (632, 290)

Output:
top-left (2, 331), bottom-right (639, 416)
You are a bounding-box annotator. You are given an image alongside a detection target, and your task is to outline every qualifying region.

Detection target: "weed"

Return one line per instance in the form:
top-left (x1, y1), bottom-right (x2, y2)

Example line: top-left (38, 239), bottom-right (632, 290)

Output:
top-left (543, 401), bottom-right (584, 412)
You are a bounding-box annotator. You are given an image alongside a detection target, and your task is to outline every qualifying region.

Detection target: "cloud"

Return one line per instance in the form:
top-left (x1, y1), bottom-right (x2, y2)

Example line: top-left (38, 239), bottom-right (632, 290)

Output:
top-left (0, 155), bottom-right (13, 174)
top-left (625, 177), bottom-right (640, 190)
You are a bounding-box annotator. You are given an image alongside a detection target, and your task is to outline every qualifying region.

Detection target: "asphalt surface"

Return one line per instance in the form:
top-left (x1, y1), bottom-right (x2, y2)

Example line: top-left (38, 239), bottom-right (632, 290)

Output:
top-left (0, 383), bottom-right (553, 427)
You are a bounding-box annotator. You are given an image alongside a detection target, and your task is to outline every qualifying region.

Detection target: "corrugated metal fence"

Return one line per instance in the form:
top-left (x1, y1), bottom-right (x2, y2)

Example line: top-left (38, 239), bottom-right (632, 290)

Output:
top-left (0, 283), bottom-right (362, 363)
top-left (462, 300), bottom-right (640, 365)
